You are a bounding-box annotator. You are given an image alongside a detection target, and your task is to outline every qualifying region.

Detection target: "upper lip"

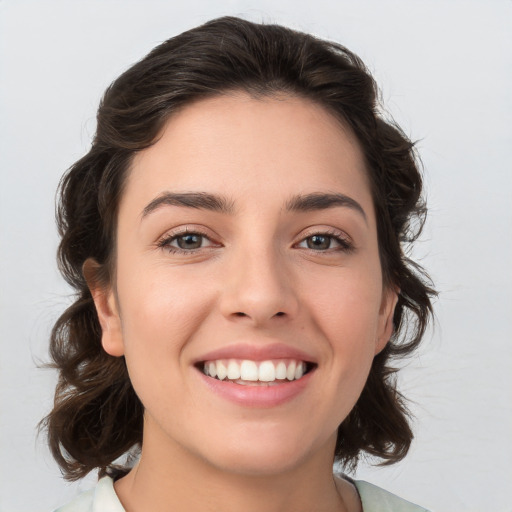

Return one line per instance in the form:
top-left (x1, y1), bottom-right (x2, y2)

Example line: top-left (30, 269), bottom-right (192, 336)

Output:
top-left (194, 342), bottom-right (317, 364)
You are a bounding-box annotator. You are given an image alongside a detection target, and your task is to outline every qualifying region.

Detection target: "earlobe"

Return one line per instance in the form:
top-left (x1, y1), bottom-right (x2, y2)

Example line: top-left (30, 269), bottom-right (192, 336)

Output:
top-left (83, 258), bottom-right (125, 357)
top-left (375, 287), bottom-right (399, 355)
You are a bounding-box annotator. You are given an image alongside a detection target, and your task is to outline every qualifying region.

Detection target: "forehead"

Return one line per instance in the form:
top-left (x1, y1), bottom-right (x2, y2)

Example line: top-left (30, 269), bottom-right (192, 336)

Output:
top-left (123, 92), bottom-right (374, 219)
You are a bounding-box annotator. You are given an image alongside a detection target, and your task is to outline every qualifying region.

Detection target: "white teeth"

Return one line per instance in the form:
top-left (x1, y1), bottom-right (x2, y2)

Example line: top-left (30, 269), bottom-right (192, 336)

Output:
top-left (286, 361), bottom-right (296, 381)
top-left (275, 361), bottom-right (287, 380)
top-left (227, 360), bottom-right (241, 380)
top-left (216, 361), bottom-right (227, 380)
top-left (258, 361), bottom-right (276, 382)
top-left (240, 360), bottom-right (259, 381)
top-left (203, 359), bottom-right (310, 383)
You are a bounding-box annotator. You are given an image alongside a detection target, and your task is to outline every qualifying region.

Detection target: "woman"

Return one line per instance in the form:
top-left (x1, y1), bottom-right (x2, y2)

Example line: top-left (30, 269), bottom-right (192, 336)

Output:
top-left (45, 16), bottom-right (435, 512)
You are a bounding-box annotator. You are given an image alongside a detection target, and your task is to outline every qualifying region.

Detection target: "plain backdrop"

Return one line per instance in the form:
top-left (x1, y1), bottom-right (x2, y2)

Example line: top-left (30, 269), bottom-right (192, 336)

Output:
top-left (1, 1), bottom-right (511, 511)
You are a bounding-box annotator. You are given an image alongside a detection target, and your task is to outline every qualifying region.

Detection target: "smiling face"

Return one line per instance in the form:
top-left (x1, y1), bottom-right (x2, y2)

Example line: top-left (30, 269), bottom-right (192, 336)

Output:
top-left (89, 93), bottom-right (397, 477)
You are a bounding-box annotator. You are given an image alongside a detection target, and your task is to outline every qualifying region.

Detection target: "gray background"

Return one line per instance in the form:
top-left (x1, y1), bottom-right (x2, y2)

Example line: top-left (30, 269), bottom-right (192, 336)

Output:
top-left (1, 1), bottom-right (511, 511)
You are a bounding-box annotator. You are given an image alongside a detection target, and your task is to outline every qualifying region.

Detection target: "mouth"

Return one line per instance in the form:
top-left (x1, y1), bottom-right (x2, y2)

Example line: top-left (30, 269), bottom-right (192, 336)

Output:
top-left (196, 358), bottom-right (317, 386)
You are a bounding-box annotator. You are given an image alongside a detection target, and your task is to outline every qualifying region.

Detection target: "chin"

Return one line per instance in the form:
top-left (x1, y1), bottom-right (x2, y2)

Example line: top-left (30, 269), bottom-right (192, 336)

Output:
top-left (194, 427), bottom-right (331, 477)
top-left (205, 448), bottom-right (307, 477)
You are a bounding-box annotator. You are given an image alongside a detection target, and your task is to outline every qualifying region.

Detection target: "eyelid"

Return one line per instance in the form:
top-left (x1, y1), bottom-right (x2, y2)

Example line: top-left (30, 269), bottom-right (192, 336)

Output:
top-left (156, 225), bottom-right (221, 253)
top-left (154, 225), bottom-right (354, 254)
top-left (294, 227), bottom-right (354, 251)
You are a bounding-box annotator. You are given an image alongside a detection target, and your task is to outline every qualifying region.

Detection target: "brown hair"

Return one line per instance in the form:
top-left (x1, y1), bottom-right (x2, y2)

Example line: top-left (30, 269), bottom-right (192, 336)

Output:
top-left (42, 16), bottom-right (435, 480)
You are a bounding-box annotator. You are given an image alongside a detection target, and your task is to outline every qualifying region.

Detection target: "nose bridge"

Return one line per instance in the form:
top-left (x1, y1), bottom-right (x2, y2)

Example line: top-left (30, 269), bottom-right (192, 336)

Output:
top-left (220, 235), bottom-right (298, 324)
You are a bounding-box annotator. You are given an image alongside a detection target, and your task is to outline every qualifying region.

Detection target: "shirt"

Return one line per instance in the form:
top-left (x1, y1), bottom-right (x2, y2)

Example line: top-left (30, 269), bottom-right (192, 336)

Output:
top-left (54, 475), bottom-right (431, 512)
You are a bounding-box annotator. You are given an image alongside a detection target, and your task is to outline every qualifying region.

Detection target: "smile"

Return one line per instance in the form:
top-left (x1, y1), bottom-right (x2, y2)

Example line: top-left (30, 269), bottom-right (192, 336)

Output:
top-left (202, 359), bottom-right (313, 385)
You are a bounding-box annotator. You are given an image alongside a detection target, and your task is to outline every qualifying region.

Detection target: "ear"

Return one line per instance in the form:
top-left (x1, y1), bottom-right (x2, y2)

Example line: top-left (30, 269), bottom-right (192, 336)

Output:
top-left (374, 286), bottom-right (399, 355)
top-left (83, 258), bottom-right (125, 357)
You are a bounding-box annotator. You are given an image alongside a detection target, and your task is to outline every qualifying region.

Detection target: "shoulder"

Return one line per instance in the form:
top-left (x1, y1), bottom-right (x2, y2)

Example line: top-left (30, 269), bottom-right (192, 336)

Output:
top-left (53, 476), bottom-right (125, 512)
top-left (353, 479), bottom-right (431, 512)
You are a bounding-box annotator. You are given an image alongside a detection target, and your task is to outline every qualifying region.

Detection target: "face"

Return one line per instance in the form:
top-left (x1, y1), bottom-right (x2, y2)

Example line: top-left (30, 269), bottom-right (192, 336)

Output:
top-left (90, 93), bottom-right (396, 476)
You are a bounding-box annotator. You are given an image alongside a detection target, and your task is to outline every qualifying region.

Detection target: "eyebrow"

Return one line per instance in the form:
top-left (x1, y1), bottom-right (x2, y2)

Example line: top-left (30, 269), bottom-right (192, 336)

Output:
top-left (141, 192), bottom-right (235, 218)
top-left (141, 191), bottom-right (367, 223)
top-left (285, 192), bottom-right (367, 223)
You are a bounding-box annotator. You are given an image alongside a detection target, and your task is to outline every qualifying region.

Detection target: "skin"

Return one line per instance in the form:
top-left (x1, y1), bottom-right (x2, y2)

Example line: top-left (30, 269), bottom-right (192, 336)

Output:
top-left (87, 93), bottom-right (397, 512)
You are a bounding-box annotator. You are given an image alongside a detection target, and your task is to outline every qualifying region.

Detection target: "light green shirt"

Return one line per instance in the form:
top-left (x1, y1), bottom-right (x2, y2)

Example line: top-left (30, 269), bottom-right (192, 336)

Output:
top-left (54, 475), bottom-right (431, 512)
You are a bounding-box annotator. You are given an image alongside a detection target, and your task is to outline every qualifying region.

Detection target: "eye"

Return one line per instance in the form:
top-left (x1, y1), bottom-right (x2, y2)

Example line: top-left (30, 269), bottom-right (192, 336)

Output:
top-left (305, 234), bottom-right (333, 250)
top-left (173, 233), bottom-right (205, 250)
top-left (157, 230), bottom-right (217, 253)
top-left (296, 232), bottom-right (353, 252)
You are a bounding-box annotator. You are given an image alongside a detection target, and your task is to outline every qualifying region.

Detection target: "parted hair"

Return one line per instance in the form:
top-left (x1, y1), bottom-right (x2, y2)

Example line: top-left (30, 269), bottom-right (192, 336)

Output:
top-left (42, 16), bottom-right (435, 480)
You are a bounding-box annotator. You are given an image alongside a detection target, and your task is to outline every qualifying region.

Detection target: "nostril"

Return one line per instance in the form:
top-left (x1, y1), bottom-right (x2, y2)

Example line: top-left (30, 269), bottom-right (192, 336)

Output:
top-left (231, 311), bottom-right (286, 320)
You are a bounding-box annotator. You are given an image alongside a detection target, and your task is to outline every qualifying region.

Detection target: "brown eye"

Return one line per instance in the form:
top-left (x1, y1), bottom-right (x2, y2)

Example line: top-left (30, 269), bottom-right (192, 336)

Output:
top-left (296, 232), bottom-right (353, 253)
top-left (306, 235), bottom-right (332, 250)
top-left (158, 231), bottom-right (216, 253)
top-left (176, 233), bottom-right (204, 250)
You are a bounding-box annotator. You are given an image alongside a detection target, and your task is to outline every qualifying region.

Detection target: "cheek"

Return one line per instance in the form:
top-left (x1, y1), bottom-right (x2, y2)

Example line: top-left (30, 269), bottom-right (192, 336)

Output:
top-left (114, 265), bottom-right (220, 420)
top-left (305, 266), bottom-right (383, 337)
top-left (302, 266), bottom-right (383, 382)
top-left (116, 263), bottom-right (216, 366)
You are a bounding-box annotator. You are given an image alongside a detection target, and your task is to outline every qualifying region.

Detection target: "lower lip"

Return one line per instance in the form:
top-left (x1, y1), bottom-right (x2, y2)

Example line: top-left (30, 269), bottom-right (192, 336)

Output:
top-left (196, 368), bottom-right (315, 407)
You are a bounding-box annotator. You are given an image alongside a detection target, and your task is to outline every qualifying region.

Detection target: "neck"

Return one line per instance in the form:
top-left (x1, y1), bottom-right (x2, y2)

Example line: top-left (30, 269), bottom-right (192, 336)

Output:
top-left (114, 422), bottom-right (354, 512)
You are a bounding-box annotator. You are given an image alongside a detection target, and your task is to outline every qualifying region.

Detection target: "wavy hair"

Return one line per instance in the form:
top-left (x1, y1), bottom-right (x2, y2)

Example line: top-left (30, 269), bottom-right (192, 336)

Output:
top-left (42, 16), bottom-right (436, 480)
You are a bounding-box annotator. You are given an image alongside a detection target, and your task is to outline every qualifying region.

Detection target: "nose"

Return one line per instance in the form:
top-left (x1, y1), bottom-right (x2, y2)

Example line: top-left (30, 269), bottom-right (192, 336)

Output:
top-left (219, 246), bottom-right (299, 326)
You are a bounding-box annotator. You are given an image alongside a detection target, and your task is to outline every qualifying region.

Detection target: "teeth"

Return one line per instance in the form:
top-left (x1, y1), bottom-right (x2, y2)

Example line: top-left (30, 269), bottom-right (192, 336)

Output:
top-left (258, 361), bottom-right (275, 382)
top-left (227, 360), bottom-right (241, 380)
top-left (240, 360), bottom-right (259, 381)
top-left (275, 361), bottom-right (287, 380)
top-left (286, 361), bottom-right (296, 381)
top-left (203, 359), bottom-right (309, 383)
top-left (216, 360), bottom-right (227, 380)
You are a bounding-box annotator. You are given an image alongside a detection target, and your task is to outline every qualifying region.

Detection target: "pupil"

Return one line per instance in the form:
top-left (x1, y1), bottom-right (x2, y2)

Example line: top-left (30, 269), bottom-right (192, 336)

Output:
top-left (308, 235), bottom-right (330, 250)
top-left (178, 234), bottom-right (202, 249)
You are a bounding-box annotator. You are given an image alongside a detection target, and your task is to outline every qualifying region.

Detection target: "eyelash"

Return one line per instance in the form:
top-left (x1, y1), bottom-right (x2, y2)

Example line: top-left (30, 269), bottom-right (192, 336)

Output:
top-left (297, 229), bottom-right (354, 253)
top-left (156, 229), bottom-right (354, 255)
top-left (156, 228), bottom-right (215, 255)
